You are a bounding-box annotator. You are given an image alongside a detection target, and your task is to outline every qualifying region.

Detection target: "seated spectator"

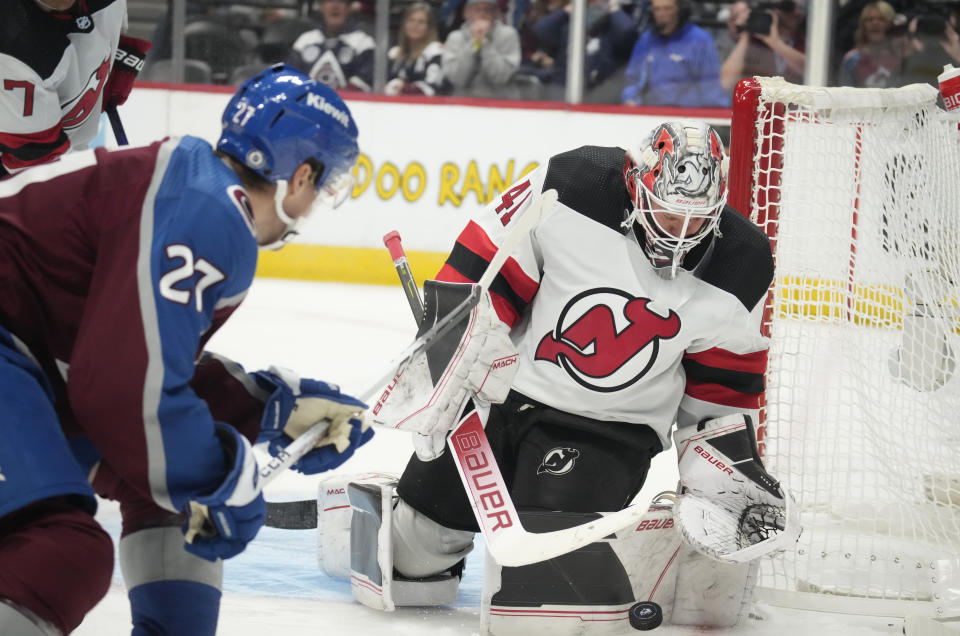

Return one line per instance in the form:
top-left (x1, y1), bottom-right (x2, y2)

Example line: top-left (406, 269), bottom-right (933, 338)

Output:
top-left (442, 0), bottom-right (521, 98)
top-left (287, 0), bottom-right (375, 91)
top-left (720, 0), bottom-right (806, 94)
top-left (528, 0), bottom-right (638, 98)
top-left (621, 0), bottom-right (729, 107)
top-left (839, 1), bottom-right (902, 88)
top-left (900, 13), bottom-right (960, 88)
top-left (386, 3), bottom-right (447, 95)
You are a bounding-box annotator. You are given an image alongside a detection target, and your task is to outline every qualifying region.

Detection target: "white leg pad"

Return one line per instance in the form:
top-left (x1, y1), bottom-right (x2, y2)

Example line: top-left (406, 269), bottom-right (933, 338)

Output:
top-left (625, 497), bottom-right (756, 628)
top-left (349, 486), bottom-right (465, 611)
top-left (316, 472), bottom-right (396, 581)
top-left (670, 552), bottom-right (757, 627)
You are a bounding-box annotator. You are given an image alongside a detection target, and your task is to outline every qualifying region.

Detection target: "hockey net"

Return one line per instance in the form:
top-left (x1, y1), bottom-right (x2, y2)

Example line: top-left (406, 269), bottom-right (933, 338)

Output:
top-left (728, 77), bottom-right (960, 615)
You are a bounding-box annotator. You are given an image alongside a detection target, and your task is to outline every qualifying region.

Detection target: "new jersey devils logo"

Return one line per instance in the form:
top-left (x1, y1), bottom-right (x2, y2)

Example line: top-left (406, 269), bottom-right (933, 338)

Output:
top-left (61, 58), bottom-right (110, 130)
top-left (537, 447), bottom-right (581, 475)
top-left (535, 288), bottom-right (681, 392)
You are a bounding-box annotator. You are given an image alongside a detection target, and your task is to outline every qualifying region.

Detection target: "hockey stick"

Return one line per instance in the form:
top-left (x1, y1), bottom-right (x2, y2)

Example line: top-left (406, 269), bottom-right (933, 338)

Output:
top-left (381, 197), bottom-right (651, 567)
top-left (106, 105), bottom-right (129, 146)
top-left (263, 190), bottom-right (554, 514)
top-left (383, 231), bottom-right (424, 324)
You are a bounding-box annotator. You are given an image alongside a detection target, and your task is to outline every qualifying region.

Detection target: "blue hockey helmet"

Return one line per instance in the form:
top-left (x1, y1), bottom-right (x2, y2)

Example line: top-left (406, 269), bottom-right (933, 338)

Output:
top-left (217, 64), bottom-right (359, 209)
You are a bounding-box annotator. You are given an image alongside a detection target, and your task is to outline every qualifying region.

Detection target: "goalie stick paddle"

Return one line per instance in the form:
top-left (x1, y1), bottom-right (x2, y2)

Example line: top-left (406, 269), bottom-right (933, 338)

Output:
top-left (383, 190), bottom-right (651, 567)
top-left (264, 189), bottom-right (555, 527)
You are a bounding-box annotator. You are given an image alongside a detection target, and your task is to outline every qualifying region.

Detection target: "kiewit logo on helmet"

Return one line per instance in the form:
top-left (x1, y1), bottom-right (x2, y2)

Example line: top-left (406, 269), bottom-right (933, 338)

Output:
top-left (306, 93), bottom-right (350, 128)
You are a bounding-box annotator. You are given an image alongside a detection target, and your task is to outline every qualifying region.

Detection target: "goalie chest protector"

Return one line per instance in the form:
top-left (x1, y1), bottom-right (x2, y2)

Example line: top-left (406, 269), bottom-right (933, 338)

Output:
top-left (504, 145), bottom-right (773, 448)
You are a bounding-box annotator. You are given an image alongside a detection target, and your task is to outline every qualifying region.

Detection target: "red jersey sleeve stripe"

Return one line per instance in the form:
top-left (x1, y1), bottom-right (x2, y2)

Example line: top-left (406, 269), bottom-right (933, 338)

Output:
top-left (436, 263), bottom-right (471, 284)
top-left (682, 347), bottom-right (768, 374)
top-left (0, 125), bottom-right (64, 149)
top-left (455, 220), bottom-right (539, 302)
top-left (684, 381), bottom-right (762, 410)
top-left (0, 126), bottom-right (70, 170)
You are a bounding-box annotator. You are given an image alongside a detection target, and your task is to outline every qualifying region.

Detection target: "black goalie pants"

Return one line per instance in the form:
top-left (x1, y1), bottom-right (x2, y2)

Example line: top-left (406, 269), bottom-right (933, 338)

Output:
top-left (397, 390), bottom-right (664, 531)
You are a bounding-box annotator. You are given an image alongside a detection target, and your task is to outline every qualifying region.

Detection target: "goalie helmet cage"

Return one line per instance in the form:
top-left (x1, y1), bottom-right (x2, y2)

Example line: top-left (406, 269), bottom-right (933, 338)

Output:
top-left (728, 76), bottom-right (960, 617)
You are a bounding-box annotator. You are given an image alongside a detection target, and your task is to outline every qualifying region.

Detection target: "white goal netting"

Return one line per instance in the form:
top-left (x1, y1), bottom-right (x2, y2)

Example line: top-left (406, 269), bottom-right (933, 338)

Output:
top-left (728, 77), bottom-right (960, 614)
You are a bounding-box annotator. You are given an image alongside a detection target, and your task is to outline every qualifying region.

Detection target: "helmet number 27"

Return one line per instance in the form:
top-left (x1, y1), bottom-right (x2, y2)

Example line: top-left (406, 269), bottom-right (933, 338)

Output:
top-left (158, 244), bottom-right (226, 313)
top-left (232, 104), bottom-right (257, 127)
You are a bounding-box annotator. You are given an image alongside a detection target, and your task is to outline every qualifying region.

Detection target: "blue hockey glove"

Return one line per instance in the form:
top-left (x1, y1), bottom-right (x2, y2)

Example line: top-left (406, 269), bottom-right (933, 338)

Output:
top-left (184, 423), bottom-right (266, 561)
top-left (254, 366), bottom-right (373, 474)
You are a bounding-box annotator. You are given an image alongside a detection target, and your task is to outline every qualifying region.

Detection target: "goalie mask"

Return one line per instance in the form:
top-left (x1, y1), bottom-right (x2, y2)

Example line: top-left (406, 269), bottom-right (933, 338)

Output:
top-left (624, 121), bottom-right (728, 277)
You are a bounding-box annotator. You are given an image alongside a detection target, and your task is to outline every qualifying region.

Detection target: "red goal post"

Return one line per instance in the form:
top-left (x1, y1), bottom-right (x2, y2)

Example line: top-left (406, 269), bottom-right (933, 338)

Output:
top-left (728, 76), bottom-right (960, 617)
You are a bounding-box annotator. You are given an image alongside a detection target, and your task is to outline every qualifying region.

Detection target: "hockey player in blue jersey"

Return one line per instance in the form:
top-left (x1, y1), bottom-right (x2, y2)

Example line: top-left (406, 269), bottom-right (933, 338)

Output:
top-left (0, 64), bottom-right (373, 635)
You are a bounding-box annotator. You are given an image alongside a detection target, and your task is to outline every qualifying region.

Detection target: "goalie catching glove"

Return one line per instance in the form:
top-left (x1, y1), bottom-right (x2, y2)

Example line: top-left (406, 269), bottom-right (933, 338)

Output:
top-left (254, 367), bottom-right (373, 474)
top-left (673, 413), bottom-right (801, 563)
top-left (371, 281), bottom-right (518, 461)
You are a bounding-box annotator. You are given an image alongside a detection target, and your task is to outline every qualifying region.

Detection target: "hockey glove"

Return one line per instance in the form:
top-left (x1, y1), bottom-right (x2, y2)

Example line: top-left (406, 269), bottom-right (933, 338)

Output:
top-left (370, 281), bottom-right (518, 461)
top-left (184, 423), bottom-right (266, 561)
top-left (103, 35), bottom-right (152, 110)
top-left (254, 366), bottom-right (372, 474)
top-left (673, 414), bottom-right (800, 563)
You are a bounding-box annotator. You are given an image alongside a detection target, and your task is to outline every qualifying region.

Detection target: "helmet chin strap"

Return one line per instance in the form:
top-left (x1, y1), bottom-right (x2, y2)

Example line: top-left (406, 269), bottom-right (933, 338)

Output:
top-left (260, 179), bottom-right (305, 251)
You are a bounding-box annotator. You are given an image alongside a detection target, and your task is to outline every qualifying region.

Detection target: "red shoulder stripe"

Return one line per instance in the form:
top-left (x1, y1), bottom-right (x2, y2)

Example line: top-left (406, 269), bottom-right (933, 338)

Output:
top-left (455, 220), bottom-right (539, 303)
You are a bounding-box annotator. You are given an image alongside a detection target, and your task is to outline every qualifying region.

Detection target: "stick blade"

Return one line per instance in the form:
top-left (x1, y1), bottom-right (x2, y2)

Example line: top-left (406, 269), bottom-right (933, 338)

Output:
top-left (485, 504), bottom-right (649, 567)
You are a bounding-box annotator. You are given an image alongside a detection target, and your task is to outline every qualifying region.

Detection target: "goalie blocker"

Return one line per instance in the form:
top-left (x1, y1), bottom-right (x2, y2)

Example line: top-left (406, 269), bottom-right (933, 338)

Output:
top-left (371, 280), bottom-right (518, 461)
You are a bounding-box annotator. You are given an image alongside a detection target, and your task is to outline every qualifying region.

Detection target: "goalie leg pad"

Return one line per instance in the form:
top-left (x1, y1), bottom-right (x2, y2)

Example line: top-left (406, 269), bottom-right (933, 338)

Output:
top-left (482, 510), bottom-right (637, 636)
top-left (316, 472), bottom-right (396, 580)
top-left (348, 484), bottom-right (464, 611)
top-left (623, 498), bottom-right (757, 628)
top-left (670, 550), bottom-right (758, 627)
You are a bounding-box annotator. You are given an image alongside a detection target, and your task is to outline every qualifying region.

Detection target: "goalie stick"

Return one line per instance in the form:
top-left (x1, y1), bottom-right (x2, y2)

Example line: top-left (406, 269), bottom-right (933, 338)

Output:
top-left (381, 193), bottom-right (652, 567)
top-left (263, 188), bottom-right (555, 522)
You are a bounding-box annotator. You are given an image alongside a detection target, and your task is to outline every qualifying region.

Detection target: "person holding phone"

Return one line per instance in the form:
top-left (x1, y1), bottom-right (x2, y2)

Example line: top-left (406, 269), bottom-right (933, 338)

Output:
top-left (719, 0), bottom-right (806, 94)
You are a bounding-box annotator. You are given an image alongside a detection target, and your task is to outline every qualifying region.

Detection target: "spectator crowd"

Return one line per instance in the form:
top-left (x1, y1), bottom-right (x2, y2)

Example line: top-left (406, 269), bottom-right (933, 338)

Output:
top-left (141, 0), bottom-right (960, 105)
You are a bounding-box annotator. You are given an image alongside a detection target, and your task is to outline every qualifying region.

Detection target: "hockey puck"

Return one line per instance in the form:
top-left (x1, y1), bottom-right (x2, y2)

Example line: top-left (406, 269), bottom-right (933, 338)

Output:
top-left (628, 601), bottom-right (663, 631)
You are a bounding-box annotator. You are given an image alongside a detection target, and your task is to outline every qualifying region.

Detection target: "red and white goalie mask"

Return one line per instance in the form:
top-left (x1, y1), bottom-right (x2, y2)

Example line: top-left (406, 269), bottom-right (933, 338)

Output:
top-left (624, 121), bottom-right (729, 277)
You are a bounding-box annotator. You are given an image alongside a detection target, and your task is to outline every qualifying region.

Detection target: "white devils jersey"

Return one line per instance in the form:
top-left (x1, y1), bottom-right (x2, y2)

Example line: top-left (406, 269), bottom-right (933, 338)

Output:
top-left (436, 146), bottom-right (774, 448)
top-left (0, 0), bottom-right (125, 173)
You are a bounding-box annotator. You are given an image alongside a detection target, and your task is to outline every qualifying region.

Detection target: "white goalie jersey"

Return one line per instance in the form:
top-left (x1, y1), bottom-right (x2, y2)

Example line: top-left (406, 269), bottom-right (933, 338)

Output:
top-left (435, 146), bottom-right (774, 448)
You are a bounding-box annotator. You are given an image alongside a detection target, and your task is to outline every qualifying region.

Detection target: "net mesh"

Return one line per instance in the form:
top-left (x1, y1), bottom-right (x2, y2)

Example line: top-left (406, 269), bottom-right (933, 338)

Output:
top-left (734, 78), bottom-right (960, 606)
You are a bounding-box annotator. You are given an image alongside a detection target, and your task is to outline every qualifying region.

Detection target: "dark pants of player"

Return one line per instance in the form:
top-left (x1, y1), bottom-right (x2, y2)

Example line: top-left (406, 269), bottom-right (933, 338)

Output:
top-left (397, 390), bottom-right (663, 606)
top-left (0, 329), bottom-right (113, 634)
